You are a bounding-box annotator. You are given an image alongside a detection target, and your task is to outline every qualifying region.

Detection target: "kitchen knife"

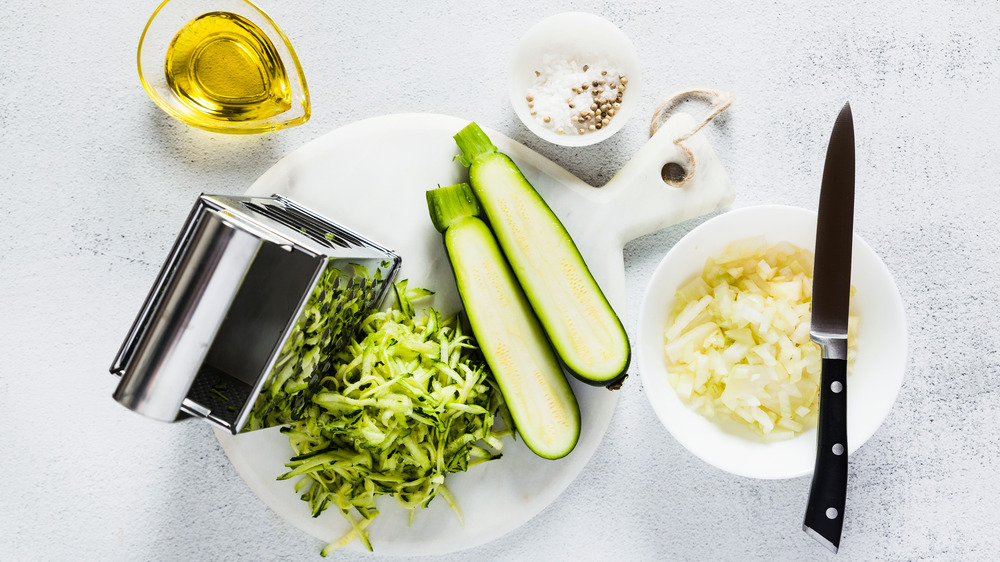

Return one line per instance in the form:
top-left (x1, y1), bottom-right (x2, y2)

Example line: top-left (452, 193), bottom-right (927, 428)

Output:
top-left (803, 102), bottom-right (855, 553)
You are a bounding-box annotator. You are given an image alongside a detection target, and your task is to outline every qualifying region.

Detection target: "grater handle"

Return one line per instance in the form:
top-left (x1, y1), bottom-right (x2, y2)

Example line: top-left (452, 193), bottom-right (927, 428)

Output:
top-left (112, 210), bottom-right (261, 422)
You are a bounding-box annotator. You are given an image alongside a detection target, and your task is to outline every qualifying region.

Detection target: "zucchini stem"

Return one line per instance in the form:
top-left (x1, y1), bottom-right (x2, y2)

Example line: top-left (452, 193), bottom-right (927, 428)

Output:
top-left (454, 123), bottom-right (499, 167)
top-left (426, 183), bottom-right (481, 232)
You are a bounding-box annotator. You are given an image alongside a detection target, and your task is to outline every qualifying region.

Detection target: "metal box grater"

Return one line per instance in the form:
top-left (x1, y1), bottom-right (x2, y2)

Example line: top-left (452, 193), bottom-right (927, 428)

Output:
top-left (110, 194), bottom-right (402, 434)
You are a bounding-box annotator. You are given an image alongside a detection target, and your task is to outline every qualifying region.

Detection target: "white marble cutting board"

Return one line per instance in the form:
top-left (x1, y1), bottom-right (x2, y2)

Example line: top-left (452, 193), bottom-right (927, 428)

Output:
top-left (214, 112), bottom-right (733, 555)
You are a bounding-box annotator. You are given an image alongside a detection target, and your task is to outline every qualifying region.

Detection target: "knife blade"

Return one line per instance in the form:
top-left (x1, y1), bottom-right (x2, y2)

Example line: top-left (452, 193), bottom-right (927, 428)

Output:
top-left (803, 101), bottom-right (855, 553)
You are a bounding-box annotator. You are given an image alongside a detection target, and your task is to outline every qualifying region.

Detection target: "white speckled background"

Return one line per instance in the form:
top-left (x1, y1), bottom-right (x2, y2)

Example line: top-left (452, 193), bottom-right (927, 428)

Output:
top-left (2, 0), bottom-right (998, 560)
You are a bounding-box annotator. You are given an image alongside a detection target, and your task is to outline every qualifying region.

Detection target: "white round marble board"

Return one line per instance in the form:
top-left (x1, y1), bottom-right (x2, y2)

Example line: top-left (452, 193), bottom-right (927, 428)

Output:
top-left (213, 112), bottom-right (733, 554)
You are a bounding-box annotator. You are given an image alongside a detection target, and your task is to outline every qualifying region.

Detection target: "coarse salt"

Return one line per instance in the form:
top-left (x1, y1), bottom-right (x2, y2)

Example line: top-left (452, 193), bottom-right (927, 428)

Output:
top-left (526, 53), bottom-right (626, 135)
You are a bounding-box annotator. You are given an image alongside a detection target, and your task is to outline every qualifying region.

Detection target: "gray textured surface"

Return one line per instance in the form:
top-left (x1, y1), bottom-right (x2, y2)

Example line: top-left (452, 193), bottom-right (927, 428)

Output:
top-left (2, 0), bottom-right (999, 560)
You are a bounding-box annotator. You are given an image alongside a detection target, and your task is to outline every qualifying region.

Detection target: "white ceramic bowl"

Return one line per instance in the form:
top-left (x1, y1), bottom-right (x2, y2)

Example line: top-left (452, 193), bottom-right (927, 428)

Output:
top-left (508, 12), bottom-right (641, 147)
top-left (637, 205), bottom-right (907, 479)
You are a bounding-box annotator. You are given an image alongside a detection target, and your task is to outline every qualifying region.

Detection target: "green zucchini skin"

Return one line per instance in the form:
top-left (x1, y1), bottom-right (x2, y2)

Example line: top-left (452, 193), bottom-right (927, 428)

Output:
top-left (427, 184), bottom-right (580, 460)
top-left (456, 124), bottom-right (631, 387)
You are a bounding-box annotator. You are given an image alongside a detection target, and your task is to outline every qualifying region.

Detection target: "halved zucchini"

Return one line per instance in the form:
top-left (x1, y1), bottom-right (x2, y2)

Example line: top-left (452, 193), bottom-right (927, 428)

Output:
top-left (454, 123), bottom-right (631, 387)
top-left (427, 183), bottom-right (580, 459)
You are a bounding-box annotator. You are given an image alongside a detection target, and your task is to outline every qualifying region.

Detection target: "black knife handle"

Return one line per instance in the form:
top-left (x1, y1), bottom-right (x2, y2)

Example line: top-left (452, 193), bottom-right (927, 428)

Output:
top-left (804, 357), bottom-right (848, 552)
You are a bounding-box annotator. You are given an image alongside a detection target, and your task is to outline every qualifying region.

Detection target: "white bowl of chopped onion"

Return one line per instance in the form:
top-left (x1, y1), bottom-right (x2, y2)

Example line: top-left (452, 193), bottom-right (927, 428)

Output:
top-left (508, 12), bottom-right (642, 147)
top-left (637, 205), bottom-right (907, 479)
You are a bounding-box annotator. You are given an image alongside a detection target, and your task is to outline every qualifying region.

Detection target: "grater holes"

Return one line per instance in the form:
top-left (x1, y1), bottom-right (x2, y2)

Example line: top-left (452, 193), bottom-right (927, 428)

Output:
top-left (243, 201), bottom-right (375, 251)
top-left (365, 280), bottom-right (386, 307)
top-left (209, 195), bottom-right (402, 433)
top-left (276, 197), bottom-right (372, 248)
top-left (244, 202), bottom-right (343, 249)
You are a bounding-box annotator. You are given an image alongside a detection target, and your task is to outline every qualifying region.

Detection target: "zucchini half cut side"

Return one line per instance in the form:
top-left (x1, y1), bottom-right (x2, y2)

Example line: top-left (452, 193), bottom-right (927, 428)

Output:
top-left (427, 183), bottom-right (580, 460)
top-left (454, 123), bottom-right (631, 387)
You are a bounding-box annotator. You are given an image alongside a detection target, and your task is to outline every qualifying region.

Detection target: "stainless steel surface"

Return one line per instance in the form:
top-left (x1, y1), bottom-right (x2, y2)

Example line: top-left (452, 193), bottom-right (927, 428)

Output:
top-left (809, 102), bottom-right (856, 360)
top-left (111, 210), bottom-right (262, 422)
top-left (803, 525), bottom-right (838, 553)
top-left (110, 194), bottom-right (402, 433)
top-left (812, 335), bottom-right (848, 361)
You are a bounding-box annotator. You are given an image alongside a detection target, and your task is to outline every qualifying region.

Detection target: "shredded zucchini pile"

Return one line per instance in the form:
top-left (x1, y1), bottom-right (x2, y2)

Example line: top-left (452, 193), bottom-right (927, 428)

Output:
top-left (277, 281), bottom-right (510, 555)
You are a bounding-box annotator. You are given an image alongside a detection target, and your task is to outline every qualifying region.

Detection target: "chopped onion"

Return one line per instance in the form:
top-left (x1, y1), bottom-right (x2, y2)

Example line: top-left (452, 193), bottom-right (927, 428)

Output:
top-left (663, 236), bottom-right (858, 441)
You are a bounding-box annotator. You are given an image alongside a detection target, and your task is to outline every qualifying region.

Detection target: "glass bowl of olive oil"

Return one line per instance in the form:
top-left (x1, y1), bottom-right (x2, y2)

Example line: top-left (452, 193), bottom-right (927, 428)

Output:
top-left (138, 0), bottom-right (310, 134)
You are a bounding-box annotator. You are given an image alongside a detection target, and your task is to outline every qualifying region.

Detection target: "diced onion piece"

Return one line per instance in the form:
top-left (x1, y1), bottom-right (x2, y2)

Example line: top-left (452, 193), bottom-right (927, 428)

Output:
top-left (663, 237), bottom-right (859, 441)
top-left (665, 294), bottom-right (713, 341)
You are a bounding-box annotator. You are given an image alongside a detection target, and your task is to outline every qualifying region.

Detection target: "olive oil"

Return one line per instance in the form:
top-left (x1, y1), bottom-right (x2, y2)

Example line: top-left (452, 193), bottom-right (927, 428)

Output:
top-left (164, 11), bottom-right (292, 124)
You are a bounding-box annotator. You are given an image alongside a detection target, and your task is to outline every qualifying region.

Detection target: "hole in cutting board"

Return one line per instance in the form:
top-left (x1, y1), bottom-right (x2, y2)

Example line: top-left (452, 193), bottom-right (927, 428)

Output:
top-left (661, 162), bottom-right (688, 185)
